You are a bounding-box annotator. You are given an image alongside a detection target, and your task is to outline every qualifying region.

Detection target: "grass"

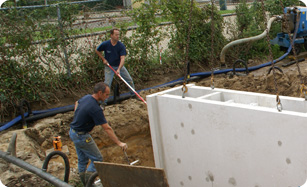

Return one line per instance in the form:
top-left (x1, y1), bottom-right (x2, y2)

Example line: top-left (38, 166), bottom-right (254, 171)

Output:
top-left (220, 10), bottom-right (236, 14)
top-left (71, 10), bottom-right (234, 36)
top-left (3, 9), bottom-right (236, 42)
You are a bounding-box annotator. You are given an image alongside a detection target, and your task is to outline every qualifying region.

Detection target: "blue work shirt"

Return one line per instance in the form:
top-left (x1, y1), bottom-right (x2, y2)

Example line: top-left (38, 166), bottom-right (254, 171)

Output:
top-left (70, 95), bottom-right (107, 133)
top-left (96, 40), bottom-right (127, 67)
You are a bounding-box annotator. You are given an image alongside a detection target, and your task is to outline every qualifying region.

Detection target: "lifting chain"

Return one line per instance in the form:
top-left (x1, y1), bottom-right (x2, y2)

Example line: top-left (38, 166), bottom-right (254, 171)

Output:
top-left (210, 0), bottom-right (215, 89)
top-left (278, 0), bottom-right (307, 100)
top-left (182, 0), bottom-right (194, 98)
top-left (260, 0), bottom-right (282, 112)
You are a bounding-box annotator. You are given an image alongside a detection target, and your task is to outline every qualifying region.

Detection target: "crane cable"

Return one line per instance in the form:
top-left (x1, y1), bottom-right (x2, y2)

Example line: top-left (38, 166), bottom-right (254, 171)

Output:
top-left (210, 0), bottom-right (216, 89)
top-left (182, 0), bottom-right (194, 98)
top-left (259, 0), bottom-right (282, 111)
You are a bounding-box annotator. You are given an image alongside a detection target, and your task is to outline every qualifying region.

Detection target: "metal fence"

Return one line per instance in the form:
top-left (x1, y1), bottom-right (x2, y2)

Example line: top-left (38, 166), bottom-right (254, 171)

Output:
top-left (1, 0), bottom-right (126, 11)
top-left (0, 0), bottom-right (131, 77)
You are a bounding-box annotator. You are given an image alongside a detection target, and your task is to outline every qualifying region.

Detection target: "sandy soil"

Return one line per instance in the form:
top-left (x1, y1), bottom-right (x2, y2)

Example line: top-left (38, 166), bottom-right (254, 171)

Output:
top-left (1, 52), bottom-right (307, 186)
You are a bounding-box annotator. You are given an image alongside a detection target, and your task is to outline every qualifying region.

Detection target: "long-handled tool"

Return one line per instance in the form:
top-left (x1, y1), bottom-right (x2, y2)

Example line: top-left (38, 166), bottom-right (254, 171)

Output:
top-left (106, 63), bottom-right (147, 105)
top-left (123, 150), bottom-right (139, 165)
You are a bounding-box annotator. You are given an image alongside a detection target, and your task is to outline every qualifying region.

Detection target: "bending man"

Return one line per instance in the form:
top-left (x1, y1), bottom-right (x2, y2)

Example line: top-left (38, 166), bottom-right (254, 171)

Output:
top-left (69, 82), bottom-right (127, 186)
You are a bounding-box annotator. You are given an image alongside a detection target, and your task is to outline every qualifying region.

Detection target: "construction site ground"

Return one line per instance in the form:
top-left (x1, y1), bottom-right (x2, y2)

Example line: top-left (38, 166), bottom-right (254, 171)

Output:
top-left (1, 52), bottom-right (307, 186)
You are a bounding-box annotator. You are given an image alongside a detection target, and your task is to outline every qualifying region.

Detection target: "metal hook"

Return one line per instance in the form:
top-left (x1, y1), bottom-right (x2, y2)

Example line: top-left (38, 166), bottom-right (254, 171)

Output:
top-left (277, 102), bottom-right (283, 112)
top-left (182, 84), bottom-right (188, 98)
top-left (211, 79), bottom-right (215, 89)
top-left (276, 95), bottom-right (282, 112)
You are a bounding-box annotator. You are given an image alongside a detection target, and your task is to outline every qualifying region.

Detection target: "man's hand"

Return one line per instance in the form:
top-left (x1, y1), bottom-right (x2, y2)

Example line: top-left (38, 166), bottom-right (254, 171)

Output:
top-left (116, 68), bottom-right (120, 75)
top-left (95, 49), bottom-right (108, 65)
top-left (102, 123), bottom-right (127, 150)
top-left (118, 142), bottom-right (128, 150)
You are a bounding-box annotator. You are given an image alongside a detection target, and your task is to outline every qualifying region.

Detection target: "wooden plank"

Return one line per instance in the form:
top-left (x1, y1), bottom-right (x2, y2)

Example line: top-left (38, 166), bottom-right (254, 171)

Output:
top-left (94, 162), bottom-right (169, 187)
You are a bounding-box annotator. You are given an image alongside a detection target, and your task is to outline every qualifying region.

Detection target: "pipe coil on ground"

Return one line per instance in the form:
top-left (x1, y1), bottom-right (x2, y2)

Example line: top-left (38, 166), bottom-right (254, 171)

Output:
top-left (42, 151), bottom-right (70, 183)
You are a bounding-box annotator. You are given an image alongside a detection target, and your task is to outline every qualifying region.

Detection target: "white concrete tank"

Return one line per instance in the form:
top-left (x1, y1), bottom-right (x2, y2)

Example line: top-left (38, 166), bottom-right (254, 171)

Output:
top-left (146, 84), bottom-right (307, 187)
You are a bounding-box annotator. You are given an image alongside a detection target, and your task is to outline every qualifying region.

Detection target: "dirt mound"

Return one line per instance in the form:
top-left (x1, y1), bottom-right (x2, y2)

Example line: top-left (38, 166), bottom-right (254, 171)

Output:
top-left (1, 58), bottom-right (307, 186)
top-left (0, 98), bottom-right (154, 186)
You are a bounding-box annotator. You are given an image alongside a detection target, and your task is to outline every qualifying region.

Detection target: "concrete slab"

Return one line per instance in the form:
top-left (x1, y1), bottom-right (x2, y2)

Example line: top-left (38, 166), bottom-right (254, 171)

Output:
top-left (147, 84), bottom-right (307, 187)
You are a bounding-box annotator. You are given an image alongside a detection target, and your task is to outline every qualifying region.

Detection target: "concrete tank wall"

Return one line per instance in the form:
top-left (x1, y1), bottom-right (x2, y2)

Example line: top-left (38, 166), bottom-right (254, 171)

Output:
top-left (146, 84), bottom-right (307, 187)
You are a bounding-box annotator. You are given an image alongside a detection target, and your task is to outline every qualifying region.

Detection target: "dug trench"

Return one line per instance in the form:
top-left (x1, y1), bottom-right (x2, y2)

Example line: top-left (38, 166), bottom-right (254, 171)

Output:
top-left (1, 54), bottom-right (307, 186)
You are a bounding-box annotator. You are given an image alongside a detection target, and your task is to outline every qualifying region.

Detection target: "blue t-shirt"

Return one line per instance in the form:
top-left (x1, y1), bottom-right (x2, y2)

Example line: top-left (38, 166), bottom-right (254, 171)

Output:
top-left (70, 95), bottom-right (107, 132)
top-left (96, 40), bottom-right (127, 67)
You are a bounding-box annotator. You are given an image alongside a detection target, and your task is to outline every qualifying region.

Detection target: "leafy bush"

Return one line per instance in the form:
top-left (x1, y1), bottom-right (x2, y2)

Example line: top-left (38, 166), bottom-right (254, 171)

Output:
top-left (225, 0), bottom-right (290, 64)
top-left (165, 0), bottom-right (226, 67)
top-left (0, 4), bottom-right (81, 121)
top-left (118, 0), bottom-right (167, 82)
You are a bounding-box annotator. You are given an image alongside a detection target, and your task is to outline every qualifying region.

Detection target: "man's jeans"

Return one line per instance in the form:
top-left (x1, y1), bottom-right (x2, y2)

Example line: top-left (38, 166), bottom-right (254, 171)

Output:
top-left (104, 65), bottom-right (135, 95)
top-left (69, 128), bottom-right (103, 173)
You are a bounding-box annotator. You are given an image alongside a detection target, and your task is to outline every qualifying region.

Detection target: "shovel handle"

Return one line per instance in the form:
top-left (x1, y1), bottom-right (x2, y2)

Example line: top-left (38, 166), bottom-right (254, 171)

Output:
top-left (123, 150), bottom-right (130, 165)
top-left (106, 63), bottom-right (147, 105)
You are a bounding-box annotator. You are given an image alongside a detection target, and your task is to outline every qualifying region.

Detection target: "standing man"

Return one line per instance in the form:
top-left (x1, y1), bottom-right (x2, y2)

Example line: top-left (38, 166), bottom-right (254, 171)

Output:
top-left (95, 28), bottom-right (136, 98)
top-left (69, 82), bottom-right (127, 186)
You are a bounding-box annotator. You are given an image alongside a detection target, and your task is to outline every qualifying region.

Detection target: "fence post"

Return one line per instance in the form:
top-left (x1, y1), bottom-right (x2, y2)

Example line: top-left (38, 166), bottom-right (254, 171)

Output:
top-left (57, 4), bottom-right (71, 78)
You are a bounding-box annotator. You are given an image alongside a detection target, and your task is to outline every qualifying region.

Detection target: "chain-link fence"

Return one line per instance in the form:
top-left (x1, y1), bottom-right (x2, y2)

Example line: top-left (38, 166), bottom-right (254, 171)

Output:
top-left (0, 0), bottom-right (131, 77)
top-left (0, 0), bottom-right (131, 120)
top-left (1, 0), bottom-right (126, 10)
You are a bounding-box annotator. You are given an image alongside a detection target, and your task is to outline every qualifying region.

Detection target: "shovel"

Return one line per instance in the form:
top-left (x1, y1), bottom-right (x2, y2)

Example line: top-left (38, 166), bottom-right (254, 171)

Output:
top-left (123, 150), bottom-right (139, 165)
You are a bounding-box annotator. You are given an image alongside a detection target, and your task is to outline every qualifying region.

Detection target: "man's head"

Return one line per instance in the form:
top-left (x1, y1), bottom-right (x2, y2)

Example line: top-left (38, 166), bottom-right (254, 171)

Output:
top-left (110, 28), bottom-right (120, 42)
top-left (93, 82), bottom-right (110, 101)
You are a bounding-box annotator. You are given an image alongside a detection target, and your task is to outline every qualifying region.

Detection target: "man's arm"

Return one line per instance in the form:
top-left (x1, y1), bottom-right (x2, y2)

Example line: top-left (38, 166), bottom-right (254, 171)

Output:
top-left (95, 49), bottom-right (108, 65)
top-left (74, 101), bottom-right (78, 111)
top-left (101, 123), bottom-right (127, 150)
top-left (117, 55), bottom-right (125, 74)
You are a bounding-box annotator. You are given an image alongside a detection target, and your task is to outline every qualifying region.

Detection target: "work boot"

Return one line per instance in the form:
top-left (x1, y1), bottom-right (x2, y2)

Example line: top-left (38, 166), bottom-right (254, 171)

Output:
top-left (85, 171), bottom-right (97, 187)
top-left (79, 172), bottom-right (86, 186)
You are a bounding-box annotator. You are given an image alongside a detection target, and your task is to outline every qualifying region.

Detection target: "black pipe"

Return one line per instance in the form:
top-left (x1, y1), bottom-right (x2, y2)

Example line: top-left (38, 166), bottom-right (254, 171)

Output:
top-left (267, 66), bottom-right (283, 75)
top-left (19, 99), bottom-right (32, 129)
top-left (24, 105), bottom-right (74, 122)
top-left (282, 58), bottom-right (305, 67)
top-left (233, 59), bottom-right (249, 76)
top-left (113, 82), bottom-right (120, 104)
top-left (0, 97), bottom-right (124, 128)
top-left (0, 150), bottom-right (72, 187)
top-left (42, 151), bottom-right (70, 183)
